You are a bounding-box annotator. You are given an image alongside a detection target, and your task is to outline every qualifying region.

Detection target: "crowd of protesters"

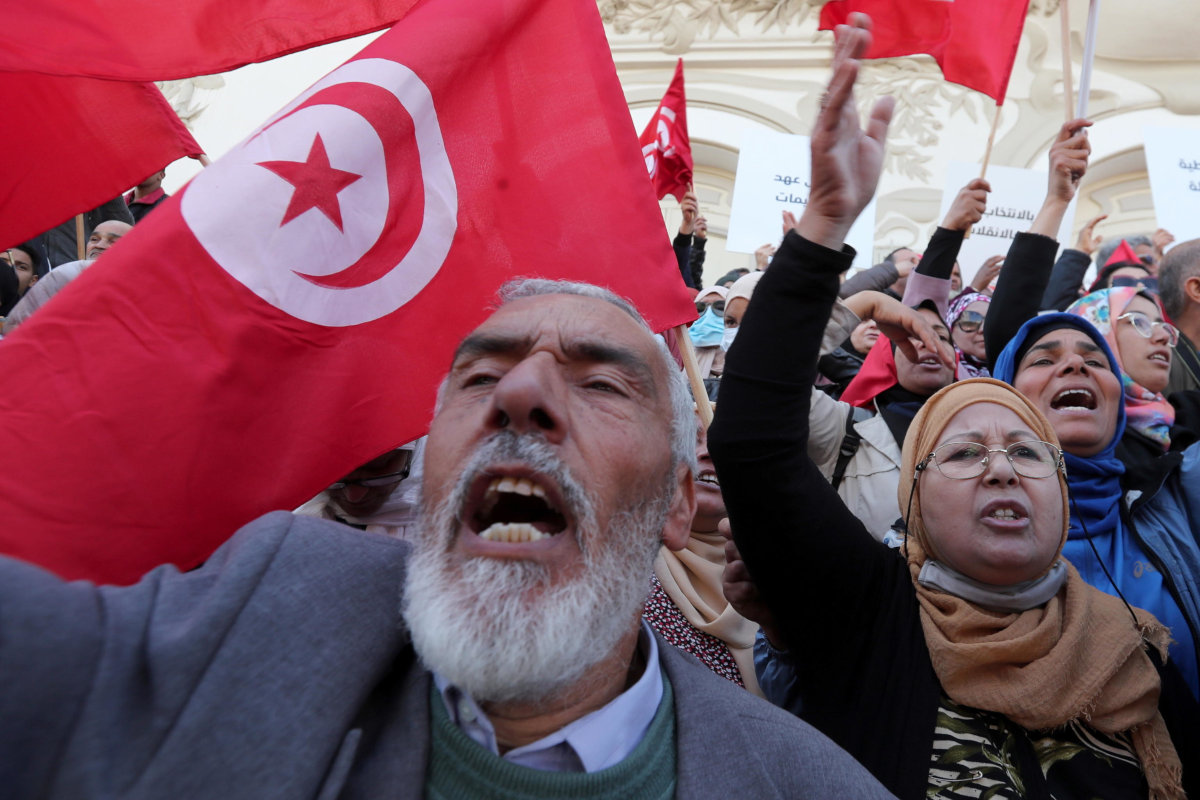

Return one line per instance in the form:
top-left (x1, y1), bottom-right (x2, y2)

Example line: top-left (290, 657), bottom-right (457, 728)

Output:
top-left (3, 12), bottom-right (1200, 800)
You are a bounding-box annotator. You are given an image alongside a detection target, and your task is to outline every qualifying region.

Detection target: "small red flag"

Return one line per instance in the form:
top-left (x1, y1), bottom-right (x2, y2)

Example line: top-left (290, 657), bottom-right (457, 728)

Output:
top-left (1104, 240), bottom-right (1143, 267)
top-left (0, 73), bottom-right (203, 251)
top-left (0, 0), bottom-right (422, 83)
top-left (819, 0), bottom-right (1029, 104)
top-left (638, 59), bottom-right (693, 202)
top-left (0, 0), bottom-right (695, 585)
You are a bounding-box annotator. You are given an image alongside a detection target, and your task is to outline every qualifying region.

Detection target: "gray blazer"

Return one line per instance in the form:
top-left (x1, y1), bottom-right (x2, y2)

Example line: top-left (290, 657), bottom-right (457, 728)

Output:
top-left (0, 511), bottom-right (893, 799)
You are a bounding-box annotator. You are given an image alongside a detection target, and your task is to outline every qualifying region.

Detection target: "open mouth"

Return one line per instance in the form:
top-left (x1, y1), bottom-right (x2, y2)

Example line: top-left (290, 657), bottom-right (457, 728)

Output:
top-left (696, 470), bottom-right (720, 488)
top-left (1149, 351), bottom-right (1170, 364)
top-left (469, 475), bottom-right (568, 543)
top-left (981, 499), bottom-right (1029, 523)
top-left (1050, 388), bottom-right (1096, 411)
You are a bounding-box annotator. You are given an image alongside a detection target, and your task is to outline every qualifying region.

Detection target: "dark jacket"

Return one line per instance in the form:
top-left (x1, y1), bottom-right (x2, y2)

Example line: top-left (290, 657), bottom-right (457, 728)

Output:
top-left (0, 511), bottom-right (893, 799)
top-left (709, 232), bottom-right (1199, 799)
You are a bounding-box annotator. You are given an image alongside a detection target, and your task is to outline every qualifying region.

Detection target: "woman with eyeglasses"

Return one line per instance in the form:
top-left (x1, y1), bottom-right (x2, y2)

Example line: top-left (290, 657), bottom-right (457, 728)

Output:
top-left (975, 118), bottom-right (1200, 699)
top-left (1066, 288), bottom-right (1179, 458)
top-left (946, 290), bottom-right (991, 380)
top-left (712, 238), bottom-right (1199, 800)
top-left (990, 311), bottom-right (1200, 700)
top-left (712, 19), bottom-right (1197, 796)
top-left (710, 211), bottom-right (1198, 800)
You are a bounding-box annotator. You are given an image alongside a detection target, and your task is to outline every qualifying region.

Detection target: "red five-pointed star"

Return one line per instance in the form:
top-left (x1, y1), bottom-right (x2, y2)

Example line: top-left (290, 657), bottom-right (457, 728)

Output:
top-left (257, 134), bottom-right (362, 231)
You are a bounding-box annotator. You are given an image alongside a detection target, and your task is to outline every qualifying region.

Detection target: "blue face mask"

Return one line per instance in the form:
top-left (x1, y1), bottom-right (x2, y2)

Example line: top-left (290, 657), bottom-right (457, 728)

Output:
top-left (720, 325), bottom-right (738, 352)
top-left (689, 306), bottom-right (725, 348)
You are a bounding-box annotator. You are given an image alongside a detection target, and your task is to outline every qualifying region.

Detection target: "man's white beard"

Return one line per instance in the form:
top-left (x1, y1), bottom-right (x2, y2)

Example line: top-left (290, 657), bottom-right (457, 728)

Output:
top-left (402, 432), bottom-right (670, 705)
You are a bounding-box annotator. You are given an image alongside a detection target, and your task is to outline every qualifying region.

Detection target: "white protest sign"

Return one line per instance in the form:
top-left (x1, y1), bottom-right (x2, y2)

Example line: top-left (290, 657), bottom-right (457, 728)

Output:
top-left (1144, 126), bottom-right (1200, 245)
top-left (727, 129), bottom-right (876, 264)
top-left (938, 161), bottom-right (1075, 288)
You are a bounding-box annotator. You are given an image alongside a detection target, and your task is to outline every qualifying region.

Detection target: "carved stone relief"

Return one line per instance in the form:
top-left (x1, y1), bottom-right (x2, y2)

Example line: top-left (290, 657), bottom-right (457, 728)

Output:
top-left (606, 0), bottom-right (1195, 253)
top-left (155, 76), bottom-right (226, 128)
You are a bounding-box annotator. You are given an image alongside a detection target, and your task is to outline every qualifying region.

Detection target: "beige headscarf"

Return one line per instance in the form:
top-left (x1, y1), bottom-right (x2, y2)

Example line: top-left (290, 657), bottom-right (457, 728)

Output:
top-left (654, 536), bottom-right (761, 696)
top-left (724, 271), bottom-right (763, 311)
top-left (897, 378), bottom-right (1183, 799)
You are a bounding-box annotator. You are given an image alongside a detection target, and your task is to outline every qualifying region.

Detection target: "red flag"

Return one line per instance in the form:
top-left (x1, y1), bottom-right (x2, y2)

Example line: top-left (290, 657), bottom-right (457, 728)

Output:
top-left (819, 0), bottom-right (1029, 104)
top-left (638, 59), bottom-right (693, 202)
top-left (1104, 240), bottom-right (1143, 267)
top-left (0, 0), bottom-right (421, 82)
top-left (0, 0), bottom-right (695, 585)
top-left (0, 72), bottom-right (203, 251)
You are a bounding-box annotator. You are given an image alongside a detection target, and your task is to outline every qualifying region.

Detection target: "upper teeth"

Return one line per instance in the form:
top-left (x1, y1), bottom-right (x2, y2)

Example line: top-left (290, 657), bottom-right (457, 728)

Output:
top-left (1053, 389), bottom-right (1093, 409)
top-left (476, 476), bottom-right (556, 543)
top-left (697, 473), bottom-right (719, 486)
top-left (1150, 353), bottom-right (1169, 362)
top-left (479, 522), bottom-right (547, 542)
top-left (990, 508), bottom-right (1017, 520)
top-left (487, 476), bottom-right (547, 499)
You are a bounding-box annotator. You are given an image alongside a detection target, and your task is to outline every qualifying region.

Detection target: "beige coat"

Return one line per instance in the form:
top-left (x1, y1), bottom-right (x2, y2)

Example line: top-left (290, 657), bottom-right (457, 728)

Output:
top-left (807, 301), bottom-right (903, 542)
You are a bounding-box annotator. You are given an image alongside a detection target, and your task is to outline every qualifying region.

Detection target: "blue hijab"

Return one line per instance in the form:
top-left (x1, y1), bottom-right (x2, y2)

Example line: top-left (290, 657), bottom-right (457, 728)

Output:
top-left (992, 313), bottom-right (1127, 542)
top-left (995, 314), bottom-right (1199, 696)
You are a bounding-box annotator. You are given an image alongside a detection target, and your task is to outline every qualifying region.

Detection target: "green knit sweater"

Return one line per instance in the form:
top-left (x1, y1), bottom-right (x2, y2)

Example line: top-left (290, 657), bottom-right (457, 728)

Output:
top-left (425, 679), bottom-right (677, 799)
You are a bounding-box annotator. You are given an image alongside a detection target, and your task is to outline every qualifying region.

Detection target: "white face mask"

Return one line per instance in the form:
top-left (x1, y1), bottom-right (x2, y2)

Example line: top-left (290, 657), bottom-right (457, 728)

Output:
top-left (721, 326), bottom-right (738, 352)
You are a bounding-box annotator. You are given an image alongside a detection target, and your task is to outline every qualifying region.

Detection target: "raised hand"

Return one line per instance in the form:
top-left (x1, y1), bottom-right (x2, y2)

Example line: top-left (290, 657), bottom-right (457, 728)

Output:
top-left (842, 290), bottom-right (954, 368)
top-left (1031, 118), bottom-right (1091, 238)
top-left (1047, 118), bottom-right (1091, 205)
top-left (796, 13), bottom-right (895, 250)
top-left (942, 178), bottom-right (991, 232)
top-left (970, 255), bottom-right (1005, 292)
top-left (679, 190), bottom-right (699, 236)
top-left (1074, 214), bottom-right (1107, 256)
top-left (1152, 228), bottom-right (1175, 263)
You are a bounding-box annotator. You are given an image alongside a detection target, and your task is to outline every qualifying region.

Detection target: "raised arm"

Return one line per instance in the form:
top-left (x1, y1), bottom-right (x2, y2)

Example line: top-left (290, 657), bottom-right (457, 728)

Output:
top-left (985, 119), bottom-right (1092, 367)
top-left (903, 178), bottom-right (991, 316)
top-left (672, 190), bottom-right (701, 289)
top-left (1041, 213), bottom-right (1105, 310)
top-left (709, 16), bottom-right (932, 652)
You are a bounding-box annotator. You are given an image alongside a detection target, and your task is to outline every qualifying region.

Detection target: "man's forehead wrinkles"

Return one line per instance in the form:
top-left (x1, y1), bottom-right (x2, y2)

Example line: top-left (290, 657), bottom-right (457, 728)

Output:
top-left (451, 330), bottom-right (534, 365)
top-left (558, 333), bottom-right (659, 395)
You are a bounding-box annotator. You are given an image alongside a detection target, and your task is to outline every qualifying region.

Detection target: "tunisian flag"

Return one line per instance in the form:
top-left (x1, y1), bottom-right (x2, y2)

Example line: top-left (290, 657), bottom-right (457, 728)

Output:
top-left (0, 0), bottom-right (696, 585)
top-left (820, 0), bottom-right (1030, 104)
top-left (0, 73), bottom-right (203, 251)
top-left (638, 59), bottom-right (693, 202)
top-left (0, 0), bottom-right (421, 82)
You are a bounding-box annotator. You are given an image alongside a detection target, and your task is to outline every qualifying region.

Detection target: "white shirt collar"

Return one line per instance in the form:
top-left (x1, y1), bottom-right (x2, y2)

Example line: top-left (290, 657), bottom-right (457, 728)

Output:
top-left (433, 621), bottom-right (663, 772)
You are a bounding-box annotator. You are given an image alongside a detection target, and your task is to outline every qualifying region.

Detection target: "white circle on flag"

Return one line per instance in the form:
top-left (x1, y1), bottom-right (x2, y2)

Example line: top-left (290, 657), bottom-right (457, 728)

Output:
top-left (181, 59), bottom-right (458, 327)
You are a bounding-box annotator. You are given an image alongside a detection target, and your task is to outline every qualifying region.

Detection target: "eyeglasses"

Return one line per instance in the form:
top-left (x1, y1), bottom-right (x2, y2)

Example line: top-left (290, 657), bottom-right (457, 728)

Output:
top-left (1116, 312), bottom-right (1179, 347)
top-left (695, 300), bottom-right (725, 315)
top-left (328, 466), bottom-right (411, 490)
top-left (953, 309), bottom-right (986, 334)
top-left (918, 440), bottom-right (1063, 480)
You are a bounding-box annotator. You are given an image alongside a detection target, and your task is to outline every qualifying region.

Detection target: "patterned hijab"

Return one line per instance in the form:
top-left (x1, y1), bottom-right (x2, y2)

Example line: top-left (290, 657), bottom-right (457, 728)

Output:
top-left (945, 291), bottom-right (991, 380)
top-left (897, 379), bottom-right (1182, 799)
top-left (1066, 288), bottom-right (1174, 450)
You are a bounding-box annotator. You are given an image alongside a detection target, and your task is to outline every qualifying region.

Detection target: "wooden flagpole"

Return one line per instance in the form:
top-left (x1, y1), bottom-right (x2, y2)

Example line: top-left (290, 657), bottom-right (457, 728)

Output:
top-left (74, 215), bottom-right (85, 261)
top-left (964, 103), bottom-right (1004, 239)
top-left (677, 179), bottom-right (714, 427)
top-left (978, 102), bottom-right (1003, 180)
top-left (678, 179), bottom-right (714, 428)
top-left (675, 323), bottom-right (713, 428)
